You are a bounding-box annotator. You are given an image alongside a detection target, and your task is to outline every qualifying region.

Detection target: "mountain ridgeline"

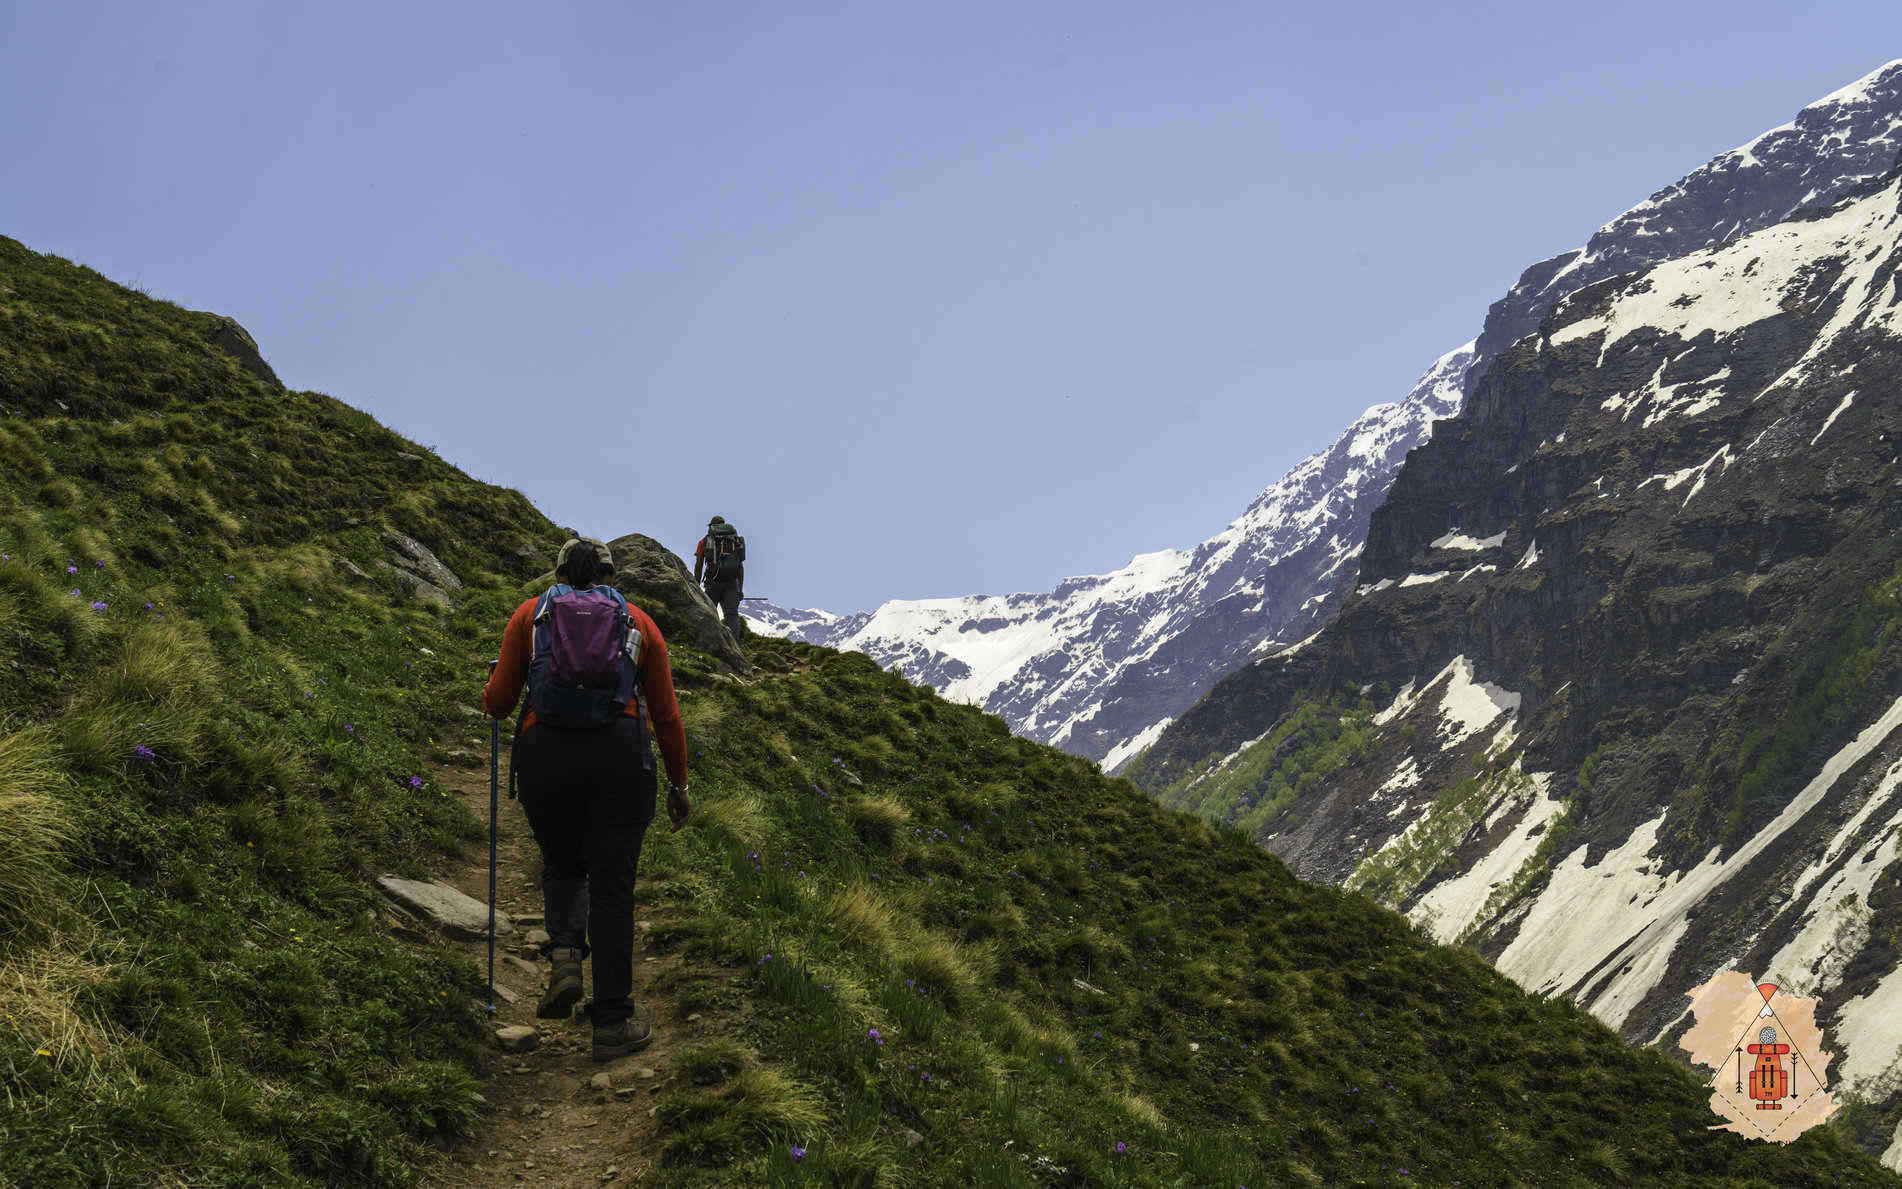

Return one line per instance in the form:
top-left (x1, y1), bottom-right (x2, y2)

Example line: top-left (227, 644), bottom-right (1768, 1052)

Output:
top-left (4, 241), bottom-right (1900, 1183)
top-left (1131, 136), bottom-right (1902, 1171)
top-left (757, 59), bottom-right (1902, 782)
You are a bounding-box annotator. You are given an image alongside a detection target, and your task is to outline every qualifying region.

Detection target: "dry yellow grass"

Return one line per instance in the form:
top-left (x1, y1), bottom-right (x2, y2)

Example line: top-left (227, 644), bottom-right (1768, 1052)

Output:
top-left (825, 883), bottom-right (897, 954)
top-left (0, 725), bottom-right (75, 944)
top-left (0, 944), bottom-right (116, 1103)
top-left (843, 794), bottom-right (909, 848)
top-left (698, 787), bottom-right (772, 854)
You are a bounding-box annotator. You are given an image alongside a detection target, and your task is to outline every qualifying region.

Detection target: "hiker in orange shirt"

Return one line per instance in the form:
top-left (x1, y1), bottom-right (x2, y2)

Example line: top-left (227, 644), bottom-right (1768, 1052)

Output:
top-left (692, 515), bottom-right (748, 637)
top-left (483, 537), bottom-right (690, 1061)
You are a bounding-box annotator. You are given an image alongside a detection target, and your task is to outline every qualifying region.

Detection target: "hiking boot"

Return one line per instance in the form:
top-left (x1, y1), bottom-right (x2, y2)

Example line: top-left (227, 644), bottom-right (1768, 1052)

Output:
top-left (592, 1016), bottom-right (653, 1062)
top-left (536, 947), bottom-right (584, 1020)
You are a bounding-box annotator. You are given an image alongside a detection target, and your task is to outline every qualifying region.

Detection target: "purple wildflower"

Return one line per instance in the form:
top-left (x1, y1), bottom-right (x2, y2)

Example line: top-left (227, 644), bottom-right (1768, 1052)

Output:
top-left (66, 565), bottom-right (77, 575)
top-left (90, 601), bottom-right (107, 612)
top-left (132, 744), bottom-right (155, 762)
top-left (95, 560), bottom-right (105, 568)
top-left (143, 602), bottom-right (154, 610)
top-left (344, 724), bottom-right (355, 733)
top-left (868, 1028), bottom-right (882, 1046)
top-left (790, 1145), bottom-right (806, 1162)
top-left (1114, 1141), bottom-right (1127, 1155)
top-left (408, 776), bottom-right (423, 789)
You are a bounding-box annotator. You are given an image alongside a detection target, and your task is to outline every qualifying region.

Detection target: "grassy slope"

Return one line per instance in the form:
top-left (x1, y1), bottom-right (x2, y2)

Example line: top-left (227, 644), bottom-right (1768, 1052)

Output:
top-left (0, 237), bottom-right (558, 1186)
top-left (0, 238), bottom-right (1894, 1187)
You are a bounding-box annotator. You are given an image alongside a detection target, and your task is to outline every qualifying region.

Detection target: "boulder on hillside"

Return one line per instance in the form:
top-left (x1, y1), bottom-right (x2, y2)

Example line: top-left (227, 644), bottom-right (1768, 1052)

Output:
top-left (201, 315), bottom-right (282, 387)
top-left (379, 530), bottom-right (463, 609)
top-left (607, 533), bottom-right (751, 674)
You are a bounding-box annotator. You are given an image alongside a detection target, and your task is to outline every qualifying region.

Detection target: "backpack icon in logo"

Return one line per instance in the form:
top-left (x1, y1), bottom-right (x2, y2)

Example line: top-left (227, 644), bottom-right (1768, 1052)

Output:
top-left (527, 584), bottom-right (643, 728)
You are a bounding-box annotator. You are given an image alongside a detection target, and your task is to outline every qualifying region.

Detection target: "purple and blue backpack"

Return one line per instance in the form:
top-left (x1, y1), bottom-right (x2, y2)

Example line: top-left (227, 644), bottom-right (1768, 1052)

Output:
top-left (526, 584), bottom-right (643, 728)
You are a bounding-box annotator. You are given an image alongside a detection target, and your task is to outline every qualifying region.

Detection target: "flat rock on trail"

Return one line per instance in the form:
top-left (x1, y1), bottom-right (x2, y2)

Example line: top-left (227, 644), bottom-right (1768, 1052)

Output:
top-left (426, 753), bottom-right (693, 1187)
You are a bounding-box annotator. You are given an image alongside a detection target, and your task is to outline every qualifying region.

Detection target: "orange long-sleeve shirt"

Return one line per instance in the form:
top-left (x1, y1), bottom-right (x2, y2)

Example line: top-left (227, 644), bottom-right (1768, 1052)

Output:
top-left (482, 593), bottom-right (689, 789)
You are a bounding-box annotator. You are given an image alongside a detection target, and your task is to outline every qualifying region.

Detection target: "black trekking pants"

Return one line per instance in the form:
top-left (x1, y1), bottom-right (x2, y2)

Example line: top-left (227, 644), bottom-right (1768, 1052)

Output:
top-left (514, 717), bottom-right (656, 1025)
top-left (706, 580), bottom-right (746, 635)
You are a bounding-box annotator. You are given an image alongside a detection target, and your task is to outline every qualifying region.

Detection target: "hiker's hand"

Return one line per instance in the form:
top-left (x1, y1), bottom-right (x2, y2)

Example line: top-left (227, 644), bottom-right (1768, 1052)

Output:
top-left (667, 783), bottom-right (691, 831)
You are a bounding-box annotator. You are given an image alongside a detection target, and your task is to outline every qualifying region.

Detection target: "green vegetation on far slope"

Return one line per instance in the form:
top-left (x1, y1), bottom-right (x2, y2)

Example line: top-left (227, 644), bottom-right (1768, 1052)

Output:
top-left (1132, 694), bottom-right (1376, 842)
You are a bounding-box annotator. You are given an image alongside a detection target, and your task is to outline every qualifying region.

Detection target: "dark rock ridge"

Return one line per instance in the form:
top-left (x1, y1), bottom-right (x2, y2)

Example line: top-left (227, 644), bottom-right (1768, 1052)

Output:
top-left (755, 61), bottom-right (1902, 784)
top-left (1131, 162), bottom-right (1902, 1165)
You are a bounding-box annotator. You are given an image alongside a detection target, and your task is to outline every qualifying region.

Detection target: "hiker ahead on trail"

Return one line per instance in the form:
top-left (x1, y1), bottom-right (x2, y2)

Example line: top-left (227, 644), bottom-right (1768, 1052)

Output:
top-left (693, 515), bottom-right (748, 637)
top-left (482, 537), bottom-right (691, 1062)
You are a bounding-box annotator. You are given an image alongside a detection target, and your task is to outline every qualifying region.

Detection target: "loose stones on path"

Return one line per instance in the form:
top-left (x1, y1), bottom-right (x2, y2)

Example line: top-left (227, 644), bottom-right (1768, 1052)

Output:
top-left (375, 875), bottom-right (515, 941)
top-left (492, 1024), bottom-right (539, 1053)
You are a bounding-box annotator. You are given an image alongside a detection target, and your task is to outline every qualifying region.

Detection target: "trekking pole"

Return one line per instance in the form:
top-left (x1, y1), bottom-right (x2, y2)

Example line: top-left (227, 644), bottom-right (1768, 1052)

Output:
top-left (486, 660), bottom-right (500, 1016)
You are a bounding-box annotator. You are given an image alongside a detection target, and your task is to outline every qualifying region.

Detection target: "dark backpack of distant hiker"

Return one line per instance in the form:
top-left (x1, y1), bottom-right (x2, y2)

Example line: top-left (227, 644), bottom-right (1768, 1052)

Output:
top-left (526, 584), bottom-right (644, 729)
top-left (704, 523), bottom-right (746, 585)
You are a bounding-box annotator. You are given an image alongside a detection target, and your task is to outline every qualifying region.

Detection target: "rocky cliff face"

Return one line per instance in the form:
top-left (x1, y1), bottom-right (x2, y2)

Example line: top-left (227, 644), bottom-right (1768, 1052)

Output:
top-left (1131, 163), bottom-right (1902, 1166)
top-left (759, 61), bottom-right (1902, 785)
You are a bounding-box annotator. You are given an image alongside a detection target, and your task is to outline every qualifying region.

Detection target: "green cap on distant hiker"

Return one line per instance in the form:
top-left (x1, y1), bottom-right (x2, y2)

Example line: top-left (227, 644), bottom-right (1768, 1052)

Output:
top-left (555, 537), bottom-right (613, 577)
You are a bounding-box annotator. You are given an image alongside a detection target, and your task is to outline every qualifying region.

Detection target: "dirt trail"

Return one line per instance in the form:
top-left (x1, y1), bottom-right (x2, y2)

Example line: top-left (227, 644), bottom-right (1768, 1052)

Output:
top-left (424, 751), bottom-right (688, 1187)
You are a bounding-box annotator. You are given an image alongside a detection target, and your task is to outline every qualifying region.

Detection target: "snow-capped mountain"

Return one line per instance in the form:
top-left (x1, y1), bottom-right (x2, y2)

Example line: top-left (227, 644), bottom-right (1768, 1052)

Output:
top-left (1132, 143), bottom-right (1902, 1168)
top-left (753, 341), bottom-right (1471, 768)
top-left (761, 61), bottom-right (1902, 786)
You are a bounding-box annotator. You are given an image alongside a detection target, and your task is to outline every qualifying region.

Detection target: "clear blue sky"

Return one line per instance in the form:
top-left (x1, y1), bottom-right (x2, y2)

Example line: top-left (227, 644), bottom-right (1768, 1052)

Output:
top-left (3, 1), bottom-right (1896, 611)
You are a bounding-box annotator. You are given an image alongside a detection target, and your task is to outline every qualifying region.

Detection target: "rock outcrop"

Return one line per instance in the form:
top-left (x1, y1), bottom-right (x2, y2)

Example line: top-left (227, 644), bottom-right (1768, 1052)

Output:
top-left (378, 529), bottom-right (463, 609)
top-left (605, 533), bottom-right (751, 674)
top-left (201, 314), bottom-right (282, 387)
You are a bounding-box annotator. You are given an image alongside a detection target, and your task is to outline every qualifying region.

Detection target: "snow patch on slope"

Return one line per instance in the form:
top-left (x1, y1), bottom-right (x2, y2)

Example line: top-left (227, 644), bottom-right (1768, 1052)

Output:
top-left (1431, 531), bottom-right (1507, 551)
top-left (1835, 965), bottom-right (1902, 1091)
top-left (1766, 797), bottom-right (1902, 1003)
top-left (1101, 716), bottom-right (1173, 776)
top-left (1552, 172), bottom-right (1902, 404)
top-left (1813, 391), bottom-right (1858, 444)
top-left (1436, 657), bottom-right (1521, 745)
top-left (1499, 693), bottom-right (1902, 1031)
top-left (1413, 776), bottom-right (1560, 943)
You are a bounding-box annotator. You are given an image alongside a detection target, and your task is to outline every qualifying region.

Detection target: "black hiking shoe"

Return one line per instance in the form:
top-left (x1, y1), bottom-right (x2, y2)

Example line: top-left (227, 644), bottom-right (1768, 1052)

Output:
top-left (591, 1017), bottom-right (653, 1062)
top-left (537, 948), bottom-right (584, 1020)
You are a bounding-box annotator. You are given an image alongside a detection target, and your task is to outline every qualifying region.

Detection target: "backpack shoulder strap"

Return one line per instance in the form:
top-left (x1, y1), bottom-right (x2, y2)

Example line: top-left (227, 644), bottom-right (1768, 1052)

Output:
top-left (597, 585), bottom-right (630, 611)
top-left (533, 584), bottom-right (572, 624)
